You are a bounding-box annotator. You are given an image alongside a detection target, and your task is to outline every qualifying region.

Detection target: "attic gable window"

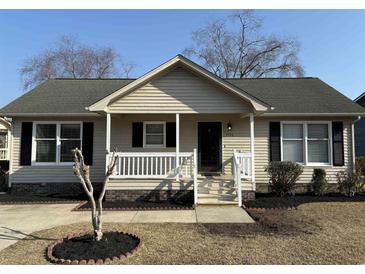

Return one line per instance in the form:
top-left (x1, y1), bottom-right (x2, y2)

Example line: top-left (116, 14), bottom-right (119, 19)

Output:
top-left (32, 122), bottom-right (82, 165)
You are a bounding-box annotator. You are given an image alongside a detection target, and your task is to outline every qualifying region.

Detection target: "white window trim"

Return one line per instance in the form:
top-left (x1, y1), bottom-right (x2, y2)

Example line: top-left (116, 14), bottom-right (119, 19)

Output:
top-left (280, 121), bottom-right (332, 167)
top-left (31, 121), bottom-right (83, 166)
top-left (143, 121), bottom-right (166, 148)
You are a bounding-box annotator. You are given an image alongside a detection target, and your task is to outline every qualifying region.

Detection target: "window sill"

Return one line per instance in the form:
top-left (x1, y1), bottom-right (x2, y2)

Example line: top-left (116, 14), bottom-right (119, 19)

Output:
top-left (31, 162), bottom-right (74, 167)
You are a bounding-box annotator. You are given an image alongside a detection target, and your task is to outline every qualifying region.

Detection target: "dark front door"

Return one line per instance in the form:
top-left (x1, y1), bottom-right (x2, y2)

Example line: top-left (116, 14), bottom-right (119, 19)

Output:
top-left (198, 122), bottom-right (222, 172)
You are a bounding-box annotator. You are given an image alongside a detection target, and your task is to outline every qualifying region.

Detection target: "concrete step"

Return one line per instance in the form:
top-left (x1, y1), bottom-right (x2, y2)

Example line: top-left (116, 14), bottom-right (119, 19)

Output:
top-left (198, 198), bottom-right (238, 205)
top-left (197, 181), bottom-right (235, 188)
top-left (198, 195), bottom-right (238, 204)
top-left (197, 188), bottom-right (236, 195)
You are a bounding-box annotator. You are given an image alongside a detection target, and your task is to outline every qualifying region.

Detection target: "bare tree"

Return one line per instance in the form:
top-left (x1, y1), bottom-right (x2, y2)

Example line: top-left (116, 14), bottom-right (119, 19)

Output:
top-left (184, 10), bottom-right (304, 78)
top-left (72, 148), bottom-right (117, 241)
top-left (20, 35), bottom-right (135, 90)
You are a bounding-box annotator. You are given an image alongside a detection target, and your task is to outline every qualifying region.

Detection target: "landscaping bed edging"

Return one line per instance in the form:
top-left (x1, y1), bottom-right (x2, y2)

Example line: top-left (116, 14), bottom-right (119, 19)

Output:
top-left (72, 201), bottom-right (193, 211)
top-left (46, 231), bottom-right (141, 265)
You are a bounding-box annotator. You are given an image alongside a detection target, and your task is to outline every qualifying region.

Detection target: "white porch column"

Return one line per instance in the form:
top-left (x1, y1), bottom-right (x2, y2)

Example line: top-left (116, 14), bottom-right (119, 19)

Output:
top-left (249, 113), bottom-right (256, 185)
top-left (176, 113), bottom-right (180, 181)
top-left (106, 113), bottom-right (111, 153)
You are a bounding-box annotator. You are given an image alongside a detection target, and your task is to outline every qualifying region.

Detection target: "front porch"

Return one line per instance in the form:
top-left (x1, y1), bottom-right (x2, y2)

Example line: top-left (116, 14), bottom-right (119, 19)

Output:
top-left (104, 113), bottom-right (256, 206)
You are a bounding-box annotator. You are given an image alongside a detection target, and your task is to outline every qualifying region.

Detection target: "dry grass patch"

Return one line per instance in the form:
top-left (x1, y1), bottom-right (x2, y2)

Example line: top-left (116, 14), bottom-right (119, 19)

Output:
top-left (0, 202), bottom-right (364, 264)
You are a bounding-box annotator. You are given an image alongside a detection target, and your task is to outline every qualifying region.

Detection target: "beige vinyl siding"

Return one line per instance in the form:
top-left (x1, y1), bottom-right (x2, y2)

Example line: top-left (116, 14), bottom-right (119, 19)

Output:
top-left (108, 67), bottom-right (253, 114)
top-left (253, 117), bottom-right (353, 185)
top-left (108, 113), bottom-right (251, 190)
top-left (10, 114), bottom-right (353, 191)
top-left (10, 117), bottom-right (107, 184)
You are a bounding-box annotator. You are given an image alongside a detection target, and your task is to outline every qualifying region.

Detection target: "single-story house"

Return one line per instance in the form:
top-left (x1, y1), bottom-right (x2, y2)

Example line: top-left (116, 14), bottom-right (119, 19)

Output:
top-left (1, 55), bottom-right (365, 206)
top-left (354, 92), bottom-right (365, 157)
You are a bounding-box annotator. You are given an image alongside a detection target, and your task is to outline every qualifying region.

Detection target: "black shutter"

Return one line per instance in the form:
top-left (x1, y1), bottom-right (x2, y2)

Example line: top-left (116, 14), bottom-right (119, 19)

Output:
top-left (82, 122), bottom-right (94, 165)
top-left (269, 122), bottom-right (281, 161)
top-left (332, 121), bottom-right (344, 166)
top-left (166, 122), bottom-right (176, 147)
top-left (20, 122), bottom-right (33, 166)
top-left (132, 122), bottom-right (143, 147)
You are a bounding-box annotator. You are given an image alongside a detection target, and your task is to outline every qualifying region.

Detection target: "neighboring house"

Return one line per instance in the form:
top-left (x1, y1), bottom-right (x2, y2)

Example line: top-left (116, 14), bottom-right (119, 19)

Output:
top-left (354, 92), bottom-right (365, 157)
top-left (0, 117), bottom-right (11, 192)
top-left (1, 55), bottom-right (364, 206)
top-left (0, 117), bottom-right (11, 168)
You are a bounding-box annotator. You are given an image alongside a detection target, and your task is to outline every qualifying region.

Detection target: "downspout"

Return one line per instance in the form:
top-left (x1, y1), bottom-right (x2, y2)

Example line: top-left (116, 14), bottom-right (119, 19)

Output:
top-left (352, 116), bottom-right (361, 172)
top-left (4, 117), bottom-right (13, 189)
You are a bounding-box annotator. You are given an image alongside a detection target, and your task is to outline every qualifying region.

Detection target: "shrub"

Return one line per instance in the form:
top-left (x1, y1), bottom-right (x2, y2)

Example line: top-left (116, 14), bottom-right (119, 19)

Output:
top-left (355, 157), bottom-right (365, 193)
top-left (336, 171), bottom-right (360, 197)
top-left (312, 168), bottom-right (327, 196)
top-left (265, 161), bottom-right (303, 196)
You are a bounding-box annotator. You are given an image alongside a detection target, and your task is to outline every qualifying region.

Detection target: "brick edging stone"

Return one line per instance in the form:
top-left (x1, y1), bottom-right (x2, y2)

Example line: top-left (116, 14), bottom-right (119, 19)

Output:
top-left (47, 231), bottom-right (141, 265)
top-left (72, 201), bottom-right (193, 212)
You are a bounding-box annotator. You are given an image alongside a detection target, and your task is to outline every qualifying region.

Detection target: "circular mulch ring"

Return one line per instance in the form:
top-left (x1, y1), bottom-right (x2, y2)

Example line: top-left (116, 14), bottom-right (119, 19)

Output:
top-left (47, 231), bottom-right (141, 264)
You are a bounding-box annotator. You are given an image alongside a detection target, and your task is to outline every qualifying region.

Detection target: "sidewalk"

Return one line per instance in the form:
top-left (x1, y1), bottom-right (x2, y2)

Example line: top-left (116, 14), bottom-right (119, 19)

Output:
top-left (0, 203), bottom-right (254, 250)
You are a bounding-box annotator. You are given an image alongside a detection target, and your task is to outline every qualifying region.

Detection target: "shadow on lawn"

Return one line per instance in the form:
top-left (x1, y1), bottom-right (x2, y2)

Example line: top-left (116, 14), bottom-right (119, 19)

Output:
top-left (199, 208), bottom-right (322, 239)
top-left (243, 193), bottom-right (365, 209)
top-left (0, 227), bottom-right (57, 241)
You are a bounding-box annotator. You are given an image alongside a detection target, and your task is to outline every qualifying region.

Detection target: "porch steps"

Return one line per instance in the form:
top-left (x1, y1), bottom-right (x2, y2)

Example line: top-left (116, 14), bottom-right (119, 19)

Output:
top-left (197, 175), bottom-right (238, 205)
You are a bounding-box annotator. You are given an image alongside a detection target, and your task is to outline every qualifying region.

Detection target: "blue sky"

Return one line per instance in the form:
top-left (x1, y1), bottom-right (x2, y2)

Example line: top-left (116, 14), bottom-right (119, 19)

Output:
top-left (0, 9), bottom-right (365, 108)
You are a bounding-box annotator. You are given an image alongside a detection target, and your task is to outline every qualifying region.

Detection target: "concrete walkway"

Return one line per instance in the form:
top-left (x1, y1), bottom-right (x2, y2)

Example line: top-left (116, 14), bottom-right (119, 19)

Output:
top-left (0, 203), bottom-right (254, 251)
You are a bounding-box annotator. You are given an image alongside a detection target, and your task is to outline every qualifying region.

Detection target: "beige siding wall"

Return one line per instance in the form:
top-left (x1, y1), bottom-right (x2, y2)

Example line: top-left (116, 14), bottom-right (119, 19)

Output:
top-left (10, 117), bottom-right (107, 184)
top-left (10, 115), bottom-right (354, 190)
top-left (254, 117), bottom-right (353, 185)
top-left (108, 67), bottom-right (253, 114)
top-left (110, 113), bottom-right (250, 177)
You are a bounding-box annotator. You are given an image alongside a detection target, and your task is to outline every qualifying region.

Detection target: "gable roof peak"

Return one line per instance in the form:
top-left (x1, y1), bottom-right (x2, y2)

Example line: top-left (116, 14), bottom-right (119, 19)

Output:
top-left (87, 54), bottom-right (271, 112)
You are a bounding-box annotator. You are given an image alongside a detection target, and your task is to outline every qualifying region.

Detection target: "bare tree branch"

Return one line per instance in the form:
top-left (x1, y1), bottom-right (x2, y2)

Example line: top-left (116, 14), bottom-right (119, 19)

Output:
top-left (184, 10), bottom-right (304, 79)
top-left (20, 35), bottom-right (136, 90)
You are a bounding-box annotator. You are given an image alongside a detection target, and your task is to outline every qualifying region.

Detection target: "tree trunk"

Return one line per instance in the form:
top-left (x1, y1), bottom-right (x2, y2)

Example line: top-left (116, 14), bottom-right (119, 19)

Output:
top-left (72, 148), bottom-right (117, 241)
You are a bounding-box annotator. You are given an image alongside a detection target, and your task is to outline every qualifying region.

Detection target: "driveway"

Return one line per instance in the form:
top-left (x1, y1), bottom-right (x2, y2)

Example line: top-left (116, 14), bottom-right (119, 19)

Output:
top-left (0, 203), bottom-right (254, 250)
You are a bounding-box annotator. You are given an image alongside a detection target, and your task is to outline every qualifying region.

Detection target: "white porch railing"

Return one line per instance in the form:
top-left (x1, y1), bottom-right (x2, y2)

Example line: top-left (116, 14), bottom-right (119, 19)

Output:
top-left (0, 149), bottom-right (8, 161)
top-left (109, 151), bottom-right (197, 180)
top-left (234, 151), bottom-right (252, 179)
top-left (108, 150), bottom-right (199, 206)
top-left (233, 150), bottom-right (253, 207)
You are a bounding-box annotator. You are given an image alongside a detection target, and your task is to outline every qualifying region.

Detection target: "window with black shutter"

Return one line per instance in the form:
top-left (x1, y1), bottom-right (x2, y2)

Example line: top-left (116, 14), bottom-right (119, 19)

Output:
top-left (20, 122), bottom-right (33, 166)
top-left (132, 122), bottom-right (143, 147)
top-left (166, 122), bottom-right (176, 147)
top-left (269, 122), bottom-right (281, 161)
top-left (332, 121), bottom-right (344, 166)
top-left (82, 122), bottom-right (94, 165)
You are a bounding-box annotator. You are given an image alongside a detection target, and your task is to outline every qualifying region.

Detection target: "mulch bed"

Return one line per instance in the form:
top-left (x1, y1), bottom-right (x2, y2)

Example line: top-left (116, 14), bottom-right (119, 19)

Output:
top-left (47, 231), bottom-right (141, 264)
top-left (244, 192), bottom-right (365, 210)
top-left (0, 194), bottom-right (84, 205)
top-left (73, 200), bottom-right (193, 211)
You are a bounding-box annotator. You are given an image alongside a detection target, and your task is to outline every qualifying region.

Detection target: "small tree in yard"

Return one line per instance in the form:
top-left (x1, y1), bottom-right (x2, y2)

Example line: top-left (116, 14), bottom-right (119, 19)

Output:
top-left (312, 168), bottom-right (327, 196)
top-left (265, 161), bottom-right (303, 196)
top-left (72, 148), bottom-right (117, 241)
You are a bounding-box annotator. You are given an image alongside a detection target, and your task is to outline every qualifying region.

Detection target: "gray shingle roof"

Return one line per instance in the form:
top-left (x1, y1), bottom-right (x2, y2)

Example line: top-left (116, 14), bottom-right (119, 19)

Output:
top-left (1, 77), bottom-right (364, 115)
top-left (227, 78), bottom-right (365, 114)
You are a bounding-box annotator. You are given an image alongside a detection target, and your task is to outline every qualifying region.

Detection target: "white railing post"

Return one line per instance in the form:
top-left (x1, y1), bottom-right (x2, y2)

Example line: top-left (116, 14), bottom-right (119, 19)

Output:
top-left (193, 148), bottom-right (198, 207)
top-left (106, 113), bottom-right (111, 172)
top-left (176, 113), bottom-right (180, 182)
top-left (249, 113), bottom-right (255, 190)
top-left (233, 151), bottom-right (242, 207)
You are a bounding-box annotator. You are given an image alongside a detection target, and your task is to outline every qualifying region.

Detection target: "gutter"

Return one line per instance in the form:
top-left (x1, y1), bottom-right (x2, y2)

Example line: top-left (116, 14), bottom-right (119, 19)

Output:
top-left (0, 113), bottom-right (101, 117)
top-left (261, 113), bottom-right (365, 117)
top-left (351, 116), bottom-right (362, 172)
